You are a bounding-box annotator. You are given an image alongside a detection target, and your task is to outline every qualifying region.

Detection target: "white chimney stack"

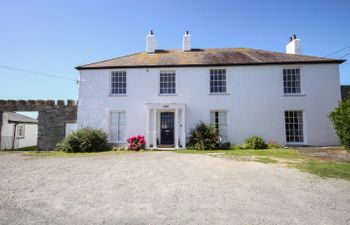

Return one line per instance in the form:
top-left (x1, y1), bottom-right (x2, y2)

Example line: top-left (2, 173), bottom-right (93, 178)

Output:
top-left (182, 31), bottom-right (191, 52)
top-left (286, 34), bottom-right (301, 54)
top-left (146, 30), bottom-right (157, 53)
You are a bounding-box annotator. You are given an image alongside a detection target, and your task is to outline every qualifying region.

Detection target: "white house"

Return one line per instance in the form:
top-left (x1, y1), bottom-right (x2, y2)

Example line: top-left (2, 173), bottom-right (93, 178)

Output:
top-left (76, 32), bottom-right (344, 149)
top-left (0, 112), bottom-right (38, 150)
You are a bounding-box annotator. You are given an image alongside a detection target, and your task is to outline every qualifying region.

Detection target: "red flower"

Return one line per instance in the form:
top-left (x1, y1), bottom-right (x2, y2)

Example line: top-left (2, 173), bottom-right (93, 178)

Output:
top-left (127, 134), bottom-right (146, 150)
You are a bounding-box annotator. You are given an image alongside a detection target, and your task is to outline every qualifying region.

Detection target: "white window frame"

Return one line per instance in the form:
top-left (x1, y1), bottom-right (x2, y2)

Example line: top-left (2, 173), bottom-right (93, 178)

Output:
top-left (159, 70), bottom-right (176, 95)
top-left (16, 124), bottom-right (25, 139)
top-left (209, 68), bottom-right (228, 94)
top-left (110, 71), bottom-right (127, 96)
top-left (284, 110), bottom-right (307, 145)
top-left (210, 110), bottom-right (228, 142)
top-left (282, 67), bottom-right (304, 96)
top-left (109, 111), bottom-right (127, 143)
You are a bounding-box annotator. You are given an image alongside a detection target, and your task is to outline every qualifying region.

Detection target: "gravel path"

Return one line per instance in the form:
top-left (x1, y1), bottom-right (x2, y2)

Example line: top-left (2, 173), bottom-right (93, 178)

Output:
top-left (0, 151), bottom-right (349, 225)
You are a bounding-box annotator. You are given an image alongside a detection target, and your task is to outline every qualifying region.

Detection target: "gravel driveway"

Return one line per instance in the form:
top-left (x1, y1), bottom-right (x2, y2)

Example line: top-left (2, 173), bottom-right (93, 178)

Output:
top-left (0, 151), bottom-right (349, 225)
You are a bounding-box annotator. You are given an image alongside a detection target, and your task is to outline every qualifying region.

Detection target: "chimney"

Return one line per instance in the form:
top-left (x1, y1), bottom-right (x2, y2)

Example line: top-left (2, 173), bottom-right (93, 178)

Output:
top-left (146, 30), bottom-right (157, 53)
top-left (286, 34), bottom-right (301, 54)
top-left (182, 31), bottom-right (191, 52)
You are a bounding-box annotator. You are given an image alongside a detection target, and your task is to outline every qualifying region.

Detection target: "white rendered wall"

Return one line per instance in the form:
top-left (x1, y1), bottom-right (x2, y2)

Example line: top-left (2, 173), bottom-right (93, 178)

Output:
top-left (16, 124), bottom-right (37, 148)
top-left (65, 123), bottom-right (78, 137)
top-left (77, 64), bottom-right (341, 146)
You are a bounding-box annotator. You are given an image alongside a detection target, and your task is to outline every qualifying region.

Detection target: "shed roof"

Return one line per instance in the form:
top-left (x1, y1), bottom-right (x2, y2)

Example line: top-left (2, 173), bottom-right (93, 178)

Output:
top-left (7, 112), bottom-right (38, 124)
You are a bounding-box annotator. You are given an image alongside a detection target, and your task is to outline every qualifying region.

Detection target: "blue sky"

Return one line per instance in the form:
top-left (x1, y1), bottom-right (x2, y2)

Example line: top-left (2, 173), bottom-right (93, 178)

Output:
top-left (1, 0), bottom-right (349, 101)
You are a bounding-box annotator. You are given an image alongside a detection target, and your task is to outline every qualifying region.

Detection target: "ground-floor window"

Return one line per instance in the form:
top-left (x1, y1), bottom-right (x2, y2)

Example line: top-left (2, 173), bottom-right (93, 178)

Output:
top-left (110, 111), bottom-right (126, 142)
top-left (284, 111), bottom-right (304, 143)
top-left (210, 111), bottom-right (228, 141)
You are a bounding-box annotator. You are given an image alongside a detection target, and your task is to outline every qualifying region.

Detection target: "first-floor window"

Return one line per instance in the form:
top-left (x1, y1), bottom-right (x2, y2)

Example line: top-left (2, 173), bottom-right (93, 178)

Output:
top-left (285, 111), bottom-right (304, 143)
top-left (160, 70), bottom-right (176, 95)
top-left (283, 68), bottom-right (301, 94)
top-left (111, 71), bottom-right (126, 95)
top-left (210, 69), bottom-right (227, 93)
top-left (110, 111), bottom-right (126, 142)
top-left (210, 111), bottom-right (228, 141)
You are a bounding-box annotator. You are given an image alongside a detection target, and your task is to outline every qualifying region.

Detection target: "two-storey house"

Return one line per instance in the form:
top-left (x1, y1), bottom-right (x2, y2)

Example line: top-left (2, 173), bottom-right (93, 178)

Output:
top-left (76, 31), bottom-right (344, 149)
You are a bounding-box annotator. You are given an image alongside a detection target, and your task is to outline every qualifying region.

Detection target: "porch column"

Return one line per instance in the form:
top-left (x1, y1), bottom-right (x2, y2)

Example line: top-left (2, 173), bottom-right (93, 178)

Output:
top-left (174, 108), bottom-right (179, 148)
top-left (152, 108), bottom-right (157, 149)
top-left (145, 108), bottom-right (150, 149)
top-left (181, 107), bottom-right (186, 148)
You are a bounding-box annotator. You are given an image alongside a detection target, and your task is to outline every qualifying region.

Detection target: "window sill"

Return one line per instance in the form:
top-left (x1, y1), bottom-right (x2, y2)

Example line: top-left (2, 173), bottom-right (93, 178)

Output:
top-left (283, 94), bottom-right (306, 97)
top-left (159, 94), bottom-right (177, 96)
top-left (109, 94), bottom-right (127, 97)
top-left (209, 93), bottom-right (230, 96)
top-left (286, 142), bottom-right (307, 146)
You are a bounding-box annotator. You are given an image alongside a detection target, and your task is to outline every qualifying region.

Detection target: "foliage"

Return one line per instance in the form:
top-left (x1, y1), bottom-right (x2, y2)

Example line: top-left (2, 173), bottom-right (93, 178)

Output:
top-left (219, 141), bottom-right (231, 150)
top-left (267, 141), bottom-right (282, 149)
top-left (127, 135), bottom-right (145, 151)
top-left (329, 98), bottom-right (350, 151)
top-left (187, 122), bottom-right (219, 150)
top-left (243, 136), bottom-right (267, 149)
top-left (56, 128), bottom-right (108, 153)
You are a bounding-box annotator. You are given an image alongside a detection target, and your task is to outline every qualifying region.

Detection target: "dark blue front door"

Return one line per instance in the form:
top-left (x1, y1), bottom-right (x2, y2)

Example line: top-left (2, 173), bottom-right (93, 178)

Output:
top-left (160, 112), bottom-right (174, 145)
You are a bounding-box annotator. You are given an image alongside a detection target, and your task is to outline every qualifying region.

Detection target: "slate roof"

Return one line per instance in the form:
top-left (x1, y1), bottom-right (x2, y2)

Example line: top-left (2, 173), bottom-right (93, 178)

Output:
top-left (76, 48), bottom-right (345, 70)
top-left (7, 112), bottom-right (38, 124)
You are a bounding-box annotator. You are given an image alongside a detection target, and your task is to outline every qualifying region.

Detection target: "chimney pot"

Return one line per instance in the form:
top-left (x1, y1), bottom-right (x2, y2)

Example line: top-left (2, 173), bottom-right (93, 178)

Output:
top-left (286, 34), bottom-right (301, 54)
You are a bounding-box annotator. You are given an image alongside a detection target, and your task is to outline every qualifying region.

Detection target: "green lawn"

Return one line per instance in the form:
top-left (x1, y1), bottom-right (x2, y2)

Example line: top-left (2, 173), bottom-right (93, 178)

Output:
top-left (176, 148), bottom-right (350, 181)
top-left (295, 160), bottom-right (350, 180)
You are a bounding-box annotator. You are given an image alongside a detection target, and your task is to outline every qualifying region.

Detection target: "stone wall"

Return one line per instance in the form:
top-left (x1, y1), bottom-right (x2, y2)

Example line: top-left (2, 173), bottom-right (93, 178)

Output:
top-left (0, 100), bottom-right (77, 151)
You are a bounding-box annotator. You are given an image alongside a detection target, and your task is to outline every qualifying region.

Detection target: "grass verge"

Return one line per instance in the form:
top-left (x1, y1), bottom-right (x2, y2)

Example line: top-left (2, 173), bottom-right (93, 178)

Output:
top-left (294, 160), bottom-right (350, 180)
top-left (176, 148), bottom-right (350, 181)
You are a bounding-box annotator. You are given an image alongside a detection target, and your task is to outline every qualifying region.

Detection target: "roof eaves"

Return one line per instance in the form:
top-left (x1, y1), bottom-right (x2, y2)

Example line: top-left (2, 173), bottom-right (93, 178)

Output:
top-left (76, 59), bottom-right (346, 70)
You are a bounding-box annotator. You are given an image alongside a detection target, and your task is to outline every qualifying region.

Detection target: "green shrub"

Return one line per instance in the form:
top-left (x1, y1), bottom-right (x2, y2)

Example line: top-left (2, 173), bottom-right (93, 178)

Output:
top-left (243, 136), bottom-right (267, 149)
top-left (56, 128), bottom-right (108, 152)
top-left (267, 141), bottom-right (282, 149)
top-left (329, 98), bottom-right (350, 151)
top-left (219, 141), bottom-right (231, 150)
top-left (187, 122), bottom-right (219, 150)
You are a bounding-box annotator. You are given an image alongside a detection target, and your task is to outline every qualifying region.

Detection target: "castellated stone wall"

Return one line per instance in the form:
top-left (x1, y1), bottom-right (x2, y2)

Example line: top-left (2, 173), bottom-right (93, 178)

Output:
top-left (0, 100), bottom-right (77, 151)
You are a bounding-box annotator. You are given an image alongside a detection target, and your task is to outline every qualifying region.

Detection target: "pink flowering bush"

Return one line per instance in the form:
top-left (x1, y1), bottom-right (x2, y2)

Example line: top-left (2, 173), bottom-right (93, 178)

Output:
top-left (127, 135), bottom-right (145, 151)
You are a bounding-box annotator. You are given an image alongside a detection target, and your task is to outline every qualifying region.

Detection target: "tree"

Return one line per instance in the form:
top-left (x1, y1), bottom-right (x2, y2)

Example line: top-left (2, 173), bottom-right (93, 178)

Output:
top-left (329, 97), bottom-right (350, 151)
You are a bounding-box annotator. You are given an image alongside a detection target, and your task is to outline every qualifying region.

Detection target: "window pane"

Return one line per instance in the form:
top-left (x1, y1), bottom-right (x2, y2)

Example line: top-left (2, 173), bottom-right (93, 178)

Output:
top-left (210, 111), bottom-right (228, 141)
top-left (111, 71), bottom-right (127, 95)
top-left (160, 70), bottom-right (176, 94)
top-left (110, 111), bottom-right (126, 142)
top-left (210, 69), bottom-right (227, 93)
top-left (283, 68), bottom-right (301, 94)
top-left (285, 111), bottom-right (304, 143)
